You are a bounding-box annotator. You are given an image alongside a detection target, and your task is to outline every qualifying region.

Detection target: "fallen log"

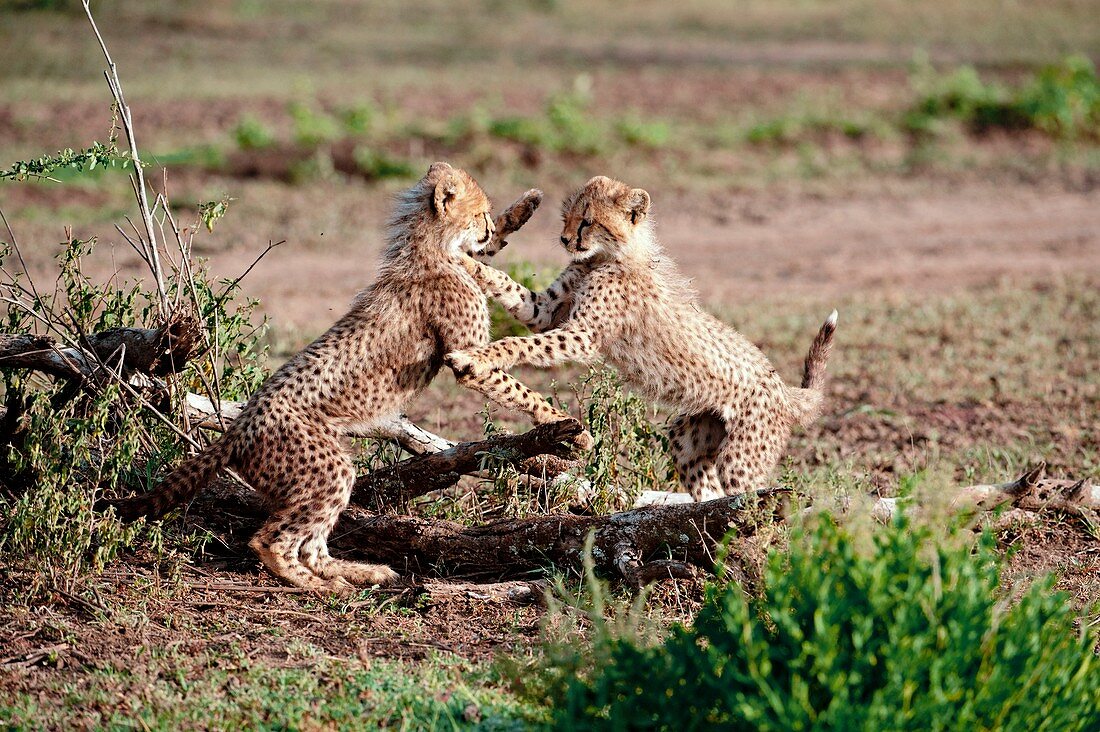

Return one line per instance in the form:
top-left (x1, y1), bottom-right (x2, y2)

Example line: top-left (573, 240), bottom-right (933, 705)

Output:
top-left (0, 316), bottom-right (199, 381)
top-left (352, 419), bottom-right (585, 510)
top-left (195, 478), bottom-right (788, 586)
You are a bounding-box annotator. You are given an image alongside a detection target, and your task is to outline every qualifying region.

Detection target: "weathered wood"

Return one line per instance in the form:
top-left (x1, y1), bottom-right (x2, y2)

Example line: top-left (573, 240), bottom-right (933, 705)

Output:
top-left (0, 315), bottom-right (199, 382)
top-left (198, 478), bottom-right (787, 585)
top-left (352, 419), bottom-right (584, 510)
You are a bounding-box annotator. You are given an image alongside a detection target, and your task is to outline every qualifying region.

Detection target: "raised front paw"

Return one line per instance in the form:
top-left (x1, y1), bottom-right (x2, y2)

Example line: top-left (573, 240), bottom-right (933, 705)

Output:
top-left (457, 253), bottom-right (479, 274)
top-left (444, 349), bottom-right (487, 381)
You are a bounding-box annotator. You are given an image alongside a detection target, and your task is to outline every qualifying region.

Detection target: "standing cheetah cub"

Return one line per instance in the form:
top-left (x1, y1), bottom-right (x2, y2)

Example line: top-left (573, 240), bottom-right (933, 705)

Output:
top-left (103, 163), bottom-right (574, 594)
top-left (446, 176), bottom-right (837, 500)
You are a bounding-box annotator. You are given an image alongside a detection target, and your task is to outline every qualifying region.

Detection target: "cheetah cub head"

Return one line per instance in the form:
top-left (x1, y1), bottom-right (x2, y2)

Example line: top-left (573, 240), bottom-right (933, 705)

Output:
top-left (559, 175), bottom-right (651, 262)
top-left (419, 161), bottom-right (495, 256)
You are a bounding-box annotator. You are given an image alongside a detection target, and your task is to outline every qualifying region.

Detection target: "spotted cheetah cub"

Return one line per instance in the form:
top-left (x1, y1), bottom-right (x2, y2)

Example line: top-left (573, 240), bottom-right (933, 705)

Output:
top-left (446, 176), bottom-right (837, 500)
top-left (104, 163), bottom-right (575, 594)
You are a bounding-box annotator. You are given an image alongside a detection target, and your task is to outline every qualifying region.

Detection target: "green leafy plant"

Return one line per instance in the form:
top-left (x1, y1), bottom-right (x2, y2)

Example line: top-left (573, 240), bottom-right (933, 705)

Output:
top-left (573, 368), bottom-right (675, 511)
top-left (1016, 54), bottom-right (1100, 138)
top-left (0, 210), bottom-right (268, 599)
top-left (548, 517), bottom-right (1100, 730)
top-left (231, 115), bottom-right (275, 150)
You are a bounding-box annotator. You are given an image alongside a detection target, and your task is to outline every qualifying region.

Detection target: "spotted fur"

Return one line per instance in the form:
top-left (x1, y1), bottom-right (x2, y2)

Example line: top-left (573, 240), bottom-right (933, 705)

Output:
top-left (103, 163), bottom-right (563, 593)
top-left (448, 175), bottom-right (837, 500)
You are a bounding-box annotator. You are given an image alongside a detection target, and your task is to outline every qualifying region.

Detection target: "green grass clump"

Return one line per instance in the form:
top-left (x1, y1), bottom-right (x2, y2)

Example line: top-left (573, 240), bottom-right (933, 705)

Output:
top-left (550, 517), bottom-right (1100, 731)
top-left (906, 54), bottom-right (1100, 139)
top-left (231, 115), bottom-right (275, 150)
top-left (0, 652), bottom-right (541, 730)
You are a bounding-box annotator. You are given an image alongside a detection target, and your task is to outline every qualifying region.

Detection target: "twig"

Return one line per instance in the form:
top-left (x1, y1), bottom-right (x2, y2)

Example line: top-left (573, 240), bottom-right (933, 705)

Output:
top-left (81, 0), bottom-right (167, 314)
top-left (214, 240), bottom-right (286, 306)
top-left (0, 208), bottom-right (43, 307)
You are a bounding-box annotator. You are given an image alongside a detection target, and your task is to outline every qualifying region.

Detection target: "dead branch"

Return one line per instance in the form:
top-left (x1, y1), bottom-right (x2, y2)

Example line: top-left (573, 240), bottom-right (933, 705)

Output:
top-left (81, 0), bottom-right (166, 311)
top-left (197, 478), bottom-right (787, 585)
top-left (352, 419), bottom-right (584, 510)
top-left (0, 316), bottom-right (199, 383)
top-left (813, 463), bottom-right (1099, 524)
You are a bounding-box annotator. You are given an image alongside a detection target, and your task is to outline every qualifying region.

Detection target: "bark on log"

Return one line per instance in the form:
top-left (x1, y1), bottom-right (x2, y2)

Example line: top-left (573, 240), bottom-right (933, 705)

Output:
top-left (0, 316), bottom-right (199, 381)
top-left (196, 478), bottom-right (787, 586)
top-left (352, 419), bottom-right (584, 510)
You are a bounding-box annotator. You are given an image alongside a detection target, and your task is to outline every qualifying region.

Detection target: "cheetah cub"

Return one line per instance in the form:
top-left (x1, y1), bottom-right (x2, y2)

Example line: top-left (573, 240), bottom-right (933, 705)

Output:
top-left (446, 176), bottom-right (837, 500)
top-left (104, 163), bottom-right (575, 594)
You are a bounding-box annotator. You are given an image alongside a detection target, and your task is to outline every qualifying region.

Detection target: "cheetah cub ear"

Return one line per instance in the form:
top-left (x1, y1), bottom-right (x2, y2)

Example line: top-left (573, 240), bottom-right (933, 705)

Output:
top-left (625, 188), bottom-right (651, 225)
top-left (427, 161), bottom-right (463, 217)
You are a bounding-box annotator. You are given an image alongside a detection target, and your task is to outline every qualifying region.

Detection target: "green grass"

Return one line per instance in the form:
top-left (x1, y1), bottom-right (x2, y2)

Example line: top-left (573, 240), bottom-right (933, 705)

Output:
top-left (0, 649), bottom-right (542, 730)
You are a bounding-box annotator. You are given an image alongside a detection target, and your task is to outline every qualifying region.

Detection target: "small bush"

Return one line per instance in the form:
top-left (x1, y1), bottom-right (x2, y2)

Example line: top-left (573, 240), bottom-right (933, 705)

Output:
top-left (488, 79), bottom-right (607, 155)
top-left (352, 146), bottom-right (415, 181)
top-left (616, 113), bottom-right (670, 149)
top-left (0, 216), bottom-right (267, 599)
top-left (574, 368), bottom-right (675, 511)
top-left (550, 518), bottom-right (1100, 730)
top-left (1016, 54), bottom-right (1100, 138)
top-left (905, 55), bottom-right (1100, 139)
top-left (231, 115), bottom-right (275, 150)
top-left (339, 102), bottom-right (375, 136)
top-left (288, 101), bottom-right (341, 147)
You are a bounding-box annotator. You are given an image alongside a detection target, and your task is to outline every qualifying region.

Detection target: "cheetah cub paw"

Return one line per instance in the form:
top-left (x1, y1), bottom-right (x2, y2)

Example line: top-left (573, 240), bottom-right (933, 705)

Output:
top-left (443, 349), bottom-right (489, 381)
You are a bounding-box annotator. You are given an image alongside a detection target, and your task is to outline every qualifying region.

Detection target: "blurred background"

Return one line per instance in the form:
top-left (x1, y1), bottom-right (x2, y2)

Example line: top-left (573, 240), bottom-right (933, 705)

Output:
top-left (1, 0), bottom-right (1097, 464)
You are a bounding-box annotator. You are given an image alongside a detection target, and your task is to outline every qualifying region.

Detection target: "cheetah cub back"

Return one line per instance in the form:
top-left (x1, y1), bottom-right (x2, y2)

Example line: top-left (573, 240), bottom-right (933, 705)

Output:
top-left (102, 163), bottom-right (563, 594)
top-left (450, 175), bottom-right (837, 501)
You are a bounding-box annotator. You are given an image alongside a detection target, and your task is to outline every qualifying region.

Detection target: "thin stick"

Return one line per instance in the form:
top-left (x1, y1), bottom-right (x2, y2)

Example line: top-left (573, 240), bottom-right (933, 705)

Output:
top-left (81, 0), bottom-right (167, 316)
top-left (214, 240), bottom-right (285, 306)
top-left (0, 208), bottom-right (43, 307)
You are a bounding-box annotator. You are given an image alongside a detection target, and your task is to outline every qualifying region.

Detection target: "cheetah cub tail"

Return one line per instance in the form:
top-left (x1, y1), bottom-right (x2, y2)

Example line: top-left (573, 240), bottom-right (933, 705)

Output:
top-left (788, 309), bottom-right (838, 426)
top-left (96, 439), bottom-right (232, 522)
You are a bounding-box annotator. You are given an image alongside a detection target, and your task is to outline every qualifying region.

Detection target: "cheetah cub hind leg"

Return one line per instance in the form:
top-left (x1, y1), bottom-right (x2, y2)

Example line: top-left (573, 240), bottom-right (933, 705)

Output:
top-left (247, 445), bottom-right (398, 596)
top-left (299, 534), bottom-right (399, 587)
top-left (249, 509), bottom-right (356, 595)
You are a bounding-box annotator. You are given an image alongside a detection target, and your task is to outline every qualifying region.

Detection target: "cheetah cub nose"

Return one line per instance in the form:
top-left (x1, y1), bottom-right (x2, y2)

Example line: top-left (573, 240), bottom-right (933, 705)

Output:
top-left (560, 236), bottom-right (570, 245)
